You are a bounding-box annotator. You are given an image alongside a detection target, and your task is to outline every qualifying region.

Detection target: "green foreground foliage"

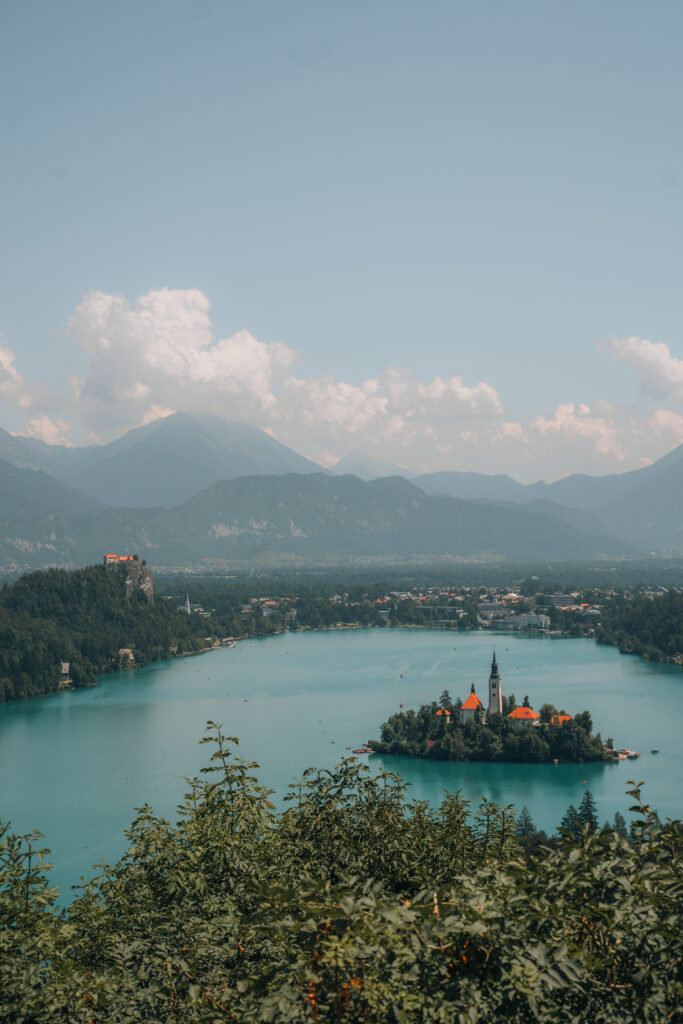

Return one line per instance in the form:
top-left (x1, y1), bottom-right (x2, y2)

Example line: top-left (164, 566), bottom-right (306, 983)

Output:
top-left (1, 726), bottom-right (680, 1022)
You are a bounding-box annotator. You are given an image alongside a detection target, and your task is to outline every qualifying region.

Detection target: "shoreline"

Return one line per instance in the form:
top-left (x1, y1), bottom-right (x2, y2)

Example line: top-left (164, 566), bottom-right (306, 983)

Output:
top-left (6, 619), bottom-right (680, 710)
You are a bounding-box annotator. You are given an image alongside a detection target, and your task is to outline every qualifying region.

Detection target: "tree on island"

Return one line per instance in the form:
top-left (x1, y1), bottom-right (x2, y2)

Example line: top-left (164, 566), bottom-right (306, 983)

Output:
top-left (574, 710), bottom-right (593, 734)
top-left (371, 694), bottom-right (611, 764)
top-left (539, 702), bottom-right (557, 724)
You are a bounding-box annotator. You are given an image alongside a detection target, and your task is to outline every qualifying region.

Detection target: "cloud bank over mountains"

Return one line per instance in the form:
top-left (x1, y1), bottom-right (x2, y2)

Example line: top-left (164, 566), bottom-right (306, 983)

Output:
top-left (2, 287), bottom-right (683, 481)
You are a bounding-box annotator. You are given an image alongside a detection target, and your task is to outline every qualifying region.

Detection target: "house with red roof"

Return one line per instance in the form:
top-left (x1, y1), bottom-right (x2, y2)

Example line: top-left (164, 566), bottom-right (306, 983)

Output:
top-left (507, 706), bottom-right (540, 728)
top-left (460, 685), bottom-right (485, 725)
top-left (551, 714), bottom-right (572, 726)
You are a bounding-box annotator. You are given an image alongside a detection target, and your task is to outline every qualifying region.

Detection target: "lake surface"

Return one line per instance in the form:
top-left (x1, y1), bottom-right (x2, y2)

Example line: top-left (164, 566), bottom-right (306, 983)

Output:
top-left (1, 628), bottom-right (681, 899)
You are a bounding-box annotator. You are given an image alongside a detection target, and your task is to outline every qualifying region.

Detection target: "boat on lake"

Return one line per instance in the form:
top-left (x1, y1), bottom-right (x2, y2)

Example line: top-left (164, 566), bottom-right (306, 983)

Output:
top-left (352, 746), bottom-right (374, 754)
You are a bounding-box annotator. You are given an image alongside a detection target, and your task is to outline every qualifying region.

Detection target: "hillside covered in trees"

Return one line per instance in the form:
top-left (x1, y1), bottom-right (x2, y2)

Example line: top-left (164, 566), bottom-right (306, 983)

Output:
top-left (595, 589), bottom-right (683, 663)
top-left (1, 727), bottom-right (679, 1022)
top-left (0, 561), bottom-right (213, 702)
top-left (370, 692), bottom-right (611, 763)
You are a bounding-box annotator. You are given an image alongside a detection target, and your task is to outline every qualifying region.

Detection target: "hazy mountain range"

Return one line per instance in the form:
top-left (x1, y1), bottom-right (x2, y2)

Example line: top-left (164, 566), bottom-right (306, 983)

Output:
top-left (8, 413), bottom-right (325, 507)
top-left (0, 412), bottom-right (680, 570)
top-left (413, 445), bottom-right (683, 550)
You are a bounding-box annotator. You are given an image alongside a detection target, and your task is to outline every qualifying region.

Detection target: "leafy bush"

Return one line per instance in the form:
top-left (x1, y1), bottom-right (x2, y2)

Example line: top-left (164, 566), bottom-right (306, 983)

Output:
top-left (1, 726), bottom-right (680, 1022)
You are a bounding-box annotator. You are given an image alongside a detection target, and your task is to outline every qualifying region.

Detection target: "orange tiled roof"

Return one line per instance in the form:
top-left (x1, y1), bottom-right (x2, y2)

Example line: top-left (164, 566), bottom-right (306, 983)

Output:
top-left (462, 692), bottom-right (484, 710)
top-left (508, 706), bottom-right (540, 720)
top-left (551, 714), bottom-right (572, 725)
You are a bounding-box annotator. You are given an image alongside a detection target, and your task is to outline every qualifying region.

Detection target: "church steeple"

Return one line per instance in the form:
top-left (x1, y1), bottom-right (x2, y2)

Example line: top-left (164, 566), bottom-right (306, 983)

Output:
top-left (488, 649), bottom-right (503, 716)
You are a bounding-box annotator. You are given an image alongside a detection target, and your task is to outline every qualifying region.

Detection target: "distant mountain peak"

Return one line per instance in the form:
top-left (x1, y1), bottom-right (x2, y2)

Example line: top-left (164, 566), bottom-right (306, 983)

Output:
top-left (0, 414), bottom-right (328, 509)
top-left (333, 450), bottom-right (415, 481)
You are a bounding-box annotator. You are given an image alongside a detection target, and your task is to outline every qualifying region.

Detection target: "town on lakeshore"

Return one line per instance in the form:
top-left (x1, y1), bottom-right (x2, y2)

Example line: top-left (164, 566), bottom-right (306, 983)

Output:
top-left (1, 551), bottom-right (682, 704)
top-left (162, 575), bottom-right (683, 665)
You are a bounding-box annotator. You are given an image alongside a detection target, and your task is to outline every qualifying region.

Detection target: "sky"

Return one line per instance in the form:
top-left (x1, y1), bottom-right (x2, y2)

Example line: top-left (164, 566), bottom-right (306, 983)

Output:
top-left (0, 0), bottom-right (682, 482)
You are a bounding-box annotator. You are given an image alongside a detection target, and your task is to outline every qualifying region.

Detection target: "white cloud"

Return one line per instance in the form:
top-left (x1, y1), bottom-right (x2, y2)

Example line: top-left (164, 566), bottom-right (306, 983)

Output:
top-left (611, 336), bottom-right (683, 402)
top-left (0, 339), bottom-right (31, 408)
top-left (21, 415), bottom-right (73, 446)
top-left (5, 287), bottom-right (683, 482)
top-left (68, 288), bottom-right (296, 431)
top-left (312, 449), bottom-right (341, 469)
top-left (631, 408), bottom-right (683, 448)
top-left (382, 367), bottom-right (503, 419)
top-left (415, 374), bottom-right (503, 417)
top-left (282, 376), bottom-right (389, 435)
top-left (61, 288), bottom-right (508, 460)
top-left (141, 405), bottom-right (175, 426)
top-left (530, 402), bottom-right (626, 459)
top-left (500, 421), bottom-right (525, 439)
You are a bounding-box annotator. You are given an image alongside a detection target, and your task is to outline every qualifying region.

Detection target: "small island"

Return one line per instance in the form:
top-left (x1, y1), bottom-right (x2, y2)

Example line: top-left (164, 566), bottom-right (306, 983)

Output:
top-left (368, 653), bottom-right (614, 763)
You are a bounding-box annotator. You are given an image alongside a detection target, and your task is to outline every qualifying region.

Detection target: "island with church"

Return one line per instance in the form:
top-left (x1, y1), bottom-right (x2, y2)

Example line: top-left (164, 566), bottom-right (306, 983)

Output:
top-left (367, 653), bottom-right (616, 763)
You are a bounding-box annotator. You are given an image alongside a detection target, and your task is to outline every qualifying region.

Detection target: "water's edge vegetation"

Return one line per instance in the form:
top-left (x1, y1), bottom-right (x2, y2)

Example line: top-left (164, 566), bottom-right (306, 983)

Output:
top-left (2, 724), bottom-right (680, 1022)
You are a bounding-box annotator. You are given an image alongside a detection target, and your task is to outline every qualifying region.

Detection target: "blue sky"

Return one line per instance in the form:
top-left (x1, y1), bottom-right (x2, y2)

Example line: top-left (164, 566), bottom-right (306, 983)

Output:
top-left (1, 0), bottom-right (682, 480)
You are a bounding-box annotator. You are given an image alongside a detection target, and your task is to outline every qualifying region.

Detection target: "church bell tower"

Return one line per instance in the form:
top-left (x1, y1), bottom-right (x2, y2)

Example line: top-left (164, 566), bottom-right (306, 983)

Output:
top-left (488, 651), bottom-right (503, 716)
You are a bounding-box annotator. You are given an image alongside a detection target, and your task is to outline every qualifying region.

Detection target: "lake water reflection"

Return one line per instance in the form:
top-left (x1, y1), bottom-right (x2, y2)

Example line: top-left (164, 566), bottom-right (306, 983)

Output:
top-left (1, 627), bottom-right (680, 899)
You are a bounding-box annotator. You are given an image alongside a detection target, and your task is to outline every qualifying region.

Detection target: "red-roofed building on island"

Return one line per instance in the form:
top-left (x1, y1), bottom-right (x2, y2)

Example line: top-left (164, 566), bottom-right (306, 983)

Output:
top-left (456, 653), bottom-right (574, 732)
top-left (460, 685), bottom-right (485, 725)
top-left (508, 706), bottom-right (541, 728)
top-left (459, 653), bottom-right (506, 725)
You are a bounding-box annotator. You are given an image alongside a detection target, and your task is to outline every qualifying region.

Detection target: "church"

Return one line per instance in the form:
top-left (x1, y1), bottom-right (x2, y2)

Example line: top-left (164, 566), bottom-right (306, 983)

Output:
top-left (459, 652), bottom-right (548, 728)
top-left (460, 652), bottom-right (503, 724)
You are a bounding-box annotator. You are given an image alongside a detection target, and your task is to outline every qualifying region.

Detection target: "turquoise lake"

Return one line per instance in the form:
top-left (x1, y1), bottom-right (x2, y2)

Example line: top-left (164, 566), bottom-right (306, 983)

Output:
top-left (1, 627), bottom-right (681, 899)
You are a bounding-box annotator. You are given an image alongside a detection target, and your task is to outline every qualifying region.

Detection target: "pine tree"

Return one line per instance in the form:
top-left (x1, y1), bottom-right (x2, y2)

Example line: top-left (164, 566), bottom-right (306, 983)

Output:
top-left (578, 789), bottom-right (599, 832)
top-left (613, 811), bottom-right (627, 838)
top-left (515, 806), bottom-right (536, 837)
top-left (559, 803), bottom-right (582, 839)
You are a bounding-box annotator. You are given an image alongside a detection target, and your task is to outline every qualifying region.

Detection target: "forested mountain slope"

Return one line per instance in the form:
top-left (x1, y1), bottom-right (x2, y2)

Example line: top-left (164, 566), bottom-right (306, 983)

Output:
top-left (416, 442), bottom-right (683, 550)
top-left (0, 457), bottom-right (100, 519)
top-left (0, 561), bottom-right (210, 701)
top-left (0, 472), bottom-right (634, 571)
